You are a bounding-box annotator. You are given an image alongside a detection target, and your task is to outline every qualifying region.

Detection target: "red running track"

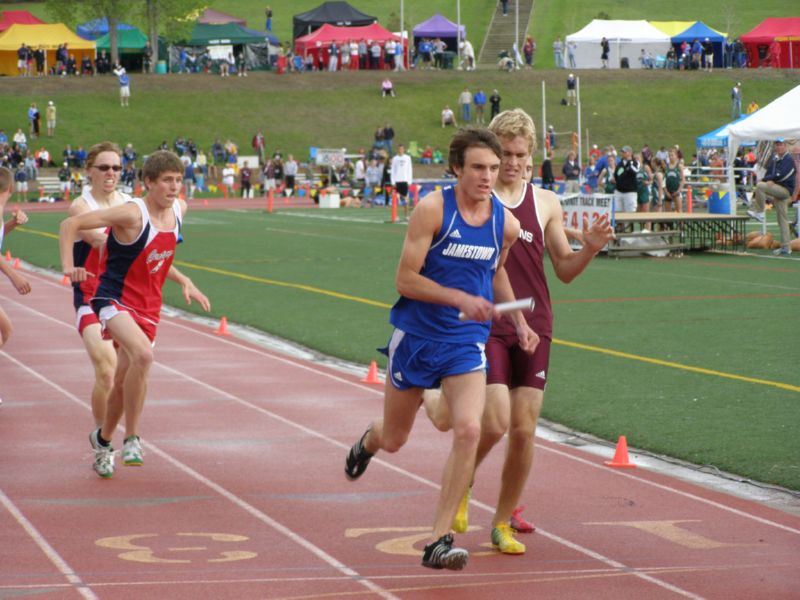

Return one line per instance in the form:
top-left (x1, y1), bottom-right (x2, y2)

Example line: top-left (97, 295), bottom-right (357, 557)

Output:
top-left (1, 269), bottom-right (799, 599)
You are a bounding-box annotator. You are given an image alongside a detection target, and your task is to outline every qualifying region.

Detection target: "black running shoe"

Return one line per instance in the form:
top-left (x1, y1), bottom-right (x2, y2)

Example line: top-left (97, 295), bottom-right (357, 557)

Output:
top-left (344, 426), bottom-right (374, 480)
top-left (421, 534), bottom-right (469, 570)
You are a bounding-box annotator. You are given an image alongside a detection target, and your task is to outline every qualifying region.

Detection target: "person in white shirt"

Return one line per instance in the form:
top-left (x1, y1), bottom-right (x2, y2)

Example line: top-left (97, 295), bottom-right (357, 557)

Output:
top-left (441, 105), bottom-right (457, 128)
top-left (390, 144), bottom-right (413, 218)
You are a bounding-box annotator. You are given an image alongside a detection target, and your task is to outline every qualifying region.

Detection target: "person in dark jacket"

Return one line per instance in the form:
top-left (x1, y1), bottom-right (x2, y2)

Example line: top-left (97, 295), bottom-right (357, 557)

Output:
top-left (748, 139), bottom-right (797, 255)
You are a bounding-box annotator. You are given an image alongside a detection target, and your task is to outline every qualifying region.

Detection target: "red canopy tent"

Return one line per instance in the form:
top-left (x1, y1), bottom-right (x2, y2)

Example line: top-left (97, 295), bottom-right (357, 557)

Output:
top-left (294, 22), bottom-right (405, 69)
top-left (739, 17), bottom-right (800, 68)
top-left (0, 10), bottom-right (46, 32)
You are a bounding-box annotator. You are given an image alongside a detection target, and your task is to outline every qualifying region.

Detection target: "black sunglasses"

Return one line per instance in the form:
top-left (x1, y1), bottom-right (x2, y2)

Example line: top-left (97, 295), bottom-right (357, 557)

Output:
top-left (94, 165), bottom-right (122, 172)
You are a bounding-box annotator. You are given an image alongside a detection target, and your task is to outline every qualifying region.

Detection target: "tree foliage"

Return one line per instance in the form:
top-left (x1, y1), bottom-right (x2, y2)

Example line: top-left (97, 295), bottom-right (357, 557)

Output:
top-left (45, 0), bottom-right (206, 65)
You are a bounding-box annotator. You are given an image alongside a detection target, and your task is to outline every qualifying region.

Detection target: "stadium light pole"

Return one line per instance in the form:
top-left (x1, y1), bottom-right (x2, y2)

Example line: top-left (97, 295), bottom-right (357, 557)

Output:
top-left (456, 0), bottom-right (461, 68)
top-left (400, 0), bottom-right (406, 69)
top-left (515, 0), bottom-right (519, 54)
top-left (577, 77), bottom-right (582, 181)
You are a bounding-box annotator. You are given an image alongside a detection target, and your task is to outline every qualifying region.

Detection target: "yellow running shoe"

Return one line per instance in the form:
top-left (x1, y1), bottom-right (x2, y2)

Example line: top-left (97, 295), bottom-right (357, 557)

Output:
top-left (452, 487), bottom-right (472, 533)
top-left (491, 522), bottom-right (526, 554)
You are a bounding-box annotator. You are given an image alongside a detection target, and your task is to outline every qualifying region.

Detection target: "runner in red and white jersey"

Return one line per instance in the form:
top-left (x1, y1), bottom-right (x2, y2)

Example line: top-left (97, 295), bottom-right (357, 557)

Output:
top-left (60, 150), bottom-right (210, 479)
top-left (68, 142), bottom-right (128, 427)
top-left (425, 109), bottom-right (614, 554)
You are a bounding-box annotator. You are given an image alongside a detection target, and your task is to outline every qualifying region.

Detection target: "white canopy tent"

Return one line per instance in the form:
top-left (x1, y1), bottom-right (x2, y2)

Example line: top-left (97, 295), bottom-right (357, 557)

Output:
top-left (565, 20), bottom-right (671, 69)
top-left (726, 84), bottom-right (800, 214)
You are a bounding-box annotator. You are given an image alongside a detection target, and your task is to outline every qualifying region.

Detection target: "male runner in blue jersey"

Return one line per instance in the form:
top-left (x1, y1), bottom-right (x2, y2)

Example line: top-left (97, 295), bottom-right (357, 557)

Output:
top-left (344, 128), bottom-right (538, 570)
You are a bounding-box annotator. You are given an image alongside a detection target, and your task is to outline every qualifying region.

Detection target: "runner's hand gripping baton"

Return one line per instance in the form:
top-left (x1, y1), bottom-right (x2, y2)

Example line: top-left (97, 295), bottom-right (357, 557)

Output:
top-left (458, 297), bottom-right (535, 320)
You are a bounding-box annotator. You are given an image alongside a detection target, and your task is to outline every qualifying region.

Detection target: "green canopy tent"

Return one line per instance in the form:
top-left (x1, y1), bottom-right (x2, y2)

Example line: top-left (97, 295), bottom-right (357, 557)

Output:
top-left (94, 26), bottom-right (149, 71)
top-left (169, 23), bottom-right (278, 72)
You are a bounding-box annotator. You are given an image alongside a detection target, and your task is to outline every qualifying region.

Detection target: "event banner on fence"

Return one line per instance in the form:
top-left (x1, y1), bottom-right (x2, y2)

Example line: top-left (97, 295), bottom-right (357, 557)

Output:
top-left (559, 193), bottom-right (613, 249)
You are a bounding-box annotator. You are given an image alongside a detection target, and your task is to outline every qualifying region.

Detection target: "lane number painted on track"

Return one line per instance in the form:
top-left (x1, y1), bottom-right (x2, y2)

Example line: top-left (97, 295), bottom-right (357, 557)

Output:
top-left (96, 532), bottom-right (258, 563)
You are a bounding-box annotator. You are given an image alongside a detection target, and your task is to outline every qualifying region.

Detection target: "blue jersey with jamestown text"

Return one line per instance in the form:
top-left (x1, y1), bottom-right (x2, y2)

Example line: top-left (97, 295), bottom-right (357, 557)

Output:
top-left (390, 185), bottom-right (505, 344)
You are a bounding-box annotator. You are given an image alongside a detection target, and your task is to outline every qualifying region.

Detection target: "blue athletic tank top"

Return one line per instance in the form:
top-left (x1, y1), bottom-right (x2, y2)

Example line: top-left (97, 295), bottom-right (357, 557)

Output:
top-left (390, 185), bottom-right (505, 344)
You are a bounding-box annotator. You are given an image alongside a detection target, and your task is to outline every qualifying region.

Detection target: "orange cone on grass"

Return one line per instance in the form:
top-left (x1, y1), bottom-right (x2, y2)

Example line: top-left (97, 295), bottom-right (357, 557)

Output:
top-left (361, 360), bottom-right (381, 384)
top-left (12, 257), bottom-right (20, 269)
top-left (214, 316), bottom-right (231, 336)
top-left (605, 435), bottom-right (636, 468)
top-left (61, 274), bottom-right (71, 286)
top-left (4, 250), bottom-right (10, 261)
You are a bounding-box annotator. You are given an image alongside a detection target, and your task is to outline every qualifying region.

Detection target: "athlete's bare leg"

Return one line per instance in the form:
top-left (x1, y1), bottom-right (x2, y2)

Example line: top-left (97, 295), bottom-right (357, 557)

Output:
top-left (80, 323), bottom-right (116, 426)
top-left (100, 312), bottom-right (153, 440)
top-left (430, 371), bottom-right (486, 539)
top-left (492, 386), bottom-right (542, 526)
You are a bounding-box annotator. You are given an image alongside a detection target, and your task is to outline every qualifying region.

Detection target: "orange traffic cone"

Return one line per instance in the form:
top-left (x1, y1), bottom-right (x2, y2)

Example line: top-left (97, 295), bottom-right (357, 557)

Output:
top-left (361, 360), bottom-right (382, 384)
top-left (61, 275), bottom-right (71, 286)
top-left (604, 435), bottom-right (636, 468)
top-left (214, 316), bottom-right (231, 336)
top-left (203, 199), bottom-right (209, 207)
top-left (4, 250), bottom-right (10, 261)
top-left (12, 257), bottom-right (20, 269)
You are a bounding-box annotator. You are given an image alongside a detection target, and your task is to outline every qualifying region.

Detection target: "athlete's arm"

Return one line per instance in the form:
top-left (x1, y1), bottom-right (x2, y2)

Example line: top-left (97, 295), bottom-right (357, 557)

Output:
top-left (493, 210), bottom-right (539, 353)
top-left (166, 265), bottom-right (211, 312)
top-left (395, 192), bottom-right (493, 322)
top-left (0, 256), bottom-right (31, 295)
top-left (59, 202), bottom-right (141, 281)
top-left (68, 198), bottom-right (108, 248)
top-left (3, 208), bottom-right (27, 237)
top-left (539, 188), bottom-right (614, 283)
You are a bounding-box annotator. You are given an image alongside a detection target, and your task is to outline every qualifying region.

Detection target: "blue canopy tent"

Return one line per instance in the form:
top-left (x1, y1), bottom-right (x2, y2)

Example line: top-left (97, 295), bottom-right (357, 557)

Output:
top-left (671, 21), bottom-right (726, 68)
top-left (696, 114), bottom-right (754, 150)
top-left (77, 17), bottom-right (135, 40)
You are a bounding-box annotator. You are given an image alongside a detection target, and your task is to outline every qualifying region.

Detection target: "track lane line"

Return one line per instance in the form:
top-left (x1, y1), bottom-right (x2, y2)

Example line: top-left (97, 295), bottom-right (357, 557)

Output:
top-left (0, 489), bottom-right (99, 600)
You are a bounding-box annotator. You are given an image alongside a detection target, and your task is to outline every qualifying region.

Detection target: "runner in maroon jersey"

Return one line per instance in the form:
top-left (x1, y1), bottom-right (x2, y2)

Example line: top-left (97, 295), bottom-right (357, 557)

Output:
top-left (60, 150), bottom-right (210, 479)
top-left (425, 109), bottom-right (614, 554)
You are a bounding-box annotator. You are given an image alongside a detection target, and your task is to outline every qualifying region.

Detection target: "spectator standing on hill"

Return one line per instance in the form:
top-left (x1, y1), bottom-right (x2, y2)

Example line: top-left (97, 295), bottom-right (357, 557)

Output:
top-left (748, 140), bottom-right (796, 256)
top-left (473, 89), bottom-right (487, 125)
top-left (489, 89), bottom-right (502, 120)
top-left (500, 0), bottom-right (509, 16)
top-left (34, 46), bottom-right (45, 76)
top-left (390, 144), bottom-right (413, 218)
top-left (28, 103), bottom-right (40, 139)
top-left (113, 65), bottom-right (130, 107)
top-left (370, 41), bottom-right (381, 69)
top-left (358, 39), bottom-right (368, 70)
top-left (703, 38), bottom-right (714, 71)
top-left (691, 39), bottom-right (702, 69)
top-left (566, 73), bottom-right (577, 106)
top-left (265, 6), bottom-right (273, 31)
top-left (17, 43), bottom-right (28, 76)
top-left (614, 146), bottom-right (639, 214)
top-left (459, 88), bottom-right (473, 124)
top-left (566, 41), bottom-right (577, 68)
top-left (364, 158), bottom-right (383, 205)
top-left (731, 82), bottom-right (742, 118)
top-left (222, 163), bottom-right (235, 196)
top-left (46, 101), bottom-right (57, 137)
top-left (523, 36), bottom-right (535, 66)
top-left (553, 37), bottom-right (564, 68)
top-left (600, 37), bottom-right (610, 68)
top-left (583, 155), bottom-right (599, 191)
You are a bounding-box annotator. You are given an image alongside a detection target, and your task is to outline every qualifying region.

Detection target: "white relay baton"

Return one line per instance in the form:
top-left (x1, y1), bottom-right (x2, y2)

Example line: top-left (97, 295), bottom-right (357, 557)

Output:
top-left (458, 297), bottom-right (535, 320)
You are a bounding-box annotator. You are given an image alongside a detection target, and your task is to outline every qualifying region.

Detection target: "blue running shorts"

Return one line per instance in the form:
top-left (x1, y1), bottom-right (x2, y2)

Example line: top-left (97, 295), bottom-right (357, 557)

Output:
top-left (380, 328), bottom-right (487, 391)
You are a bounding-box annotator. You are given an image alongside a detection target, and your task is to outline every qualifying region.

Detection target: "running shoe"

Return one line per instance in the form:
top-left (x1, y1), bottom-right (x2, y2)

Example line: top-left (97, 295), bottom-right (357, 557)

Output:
top-left (421, 534), bottom-right (469, 570)
top-left (89, 428), bottom-right (115, 479)
top-left (491, 522), bottom-right (526, 554)
top-left (509, 505), bottom-right (536, 534)
top-left (344, 426), bottom-right (373, 480)
top-left (746, 210), bottom-right (765, 223)
top-left (452, 487), bottom-right (472, 533)
top-left (122, 435), bottom-right (144, 466)
top-left (773, 246), bottom-right (792, 256)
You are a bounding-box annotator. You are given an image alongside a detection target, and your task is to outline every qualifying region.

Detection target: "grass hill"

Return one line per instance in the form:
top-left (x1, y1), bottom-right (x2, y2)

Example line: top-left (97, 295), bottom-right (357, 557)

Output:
top-left (1, 68), bottom-right (797, 173)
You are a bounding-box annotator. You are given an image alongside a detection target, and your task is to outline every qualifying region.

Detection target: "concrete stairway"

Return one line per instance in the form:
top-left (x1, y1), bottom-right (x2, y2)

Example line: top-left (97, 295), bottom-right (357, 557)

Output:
top-left (477, 0), bottom-right (534, 67)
